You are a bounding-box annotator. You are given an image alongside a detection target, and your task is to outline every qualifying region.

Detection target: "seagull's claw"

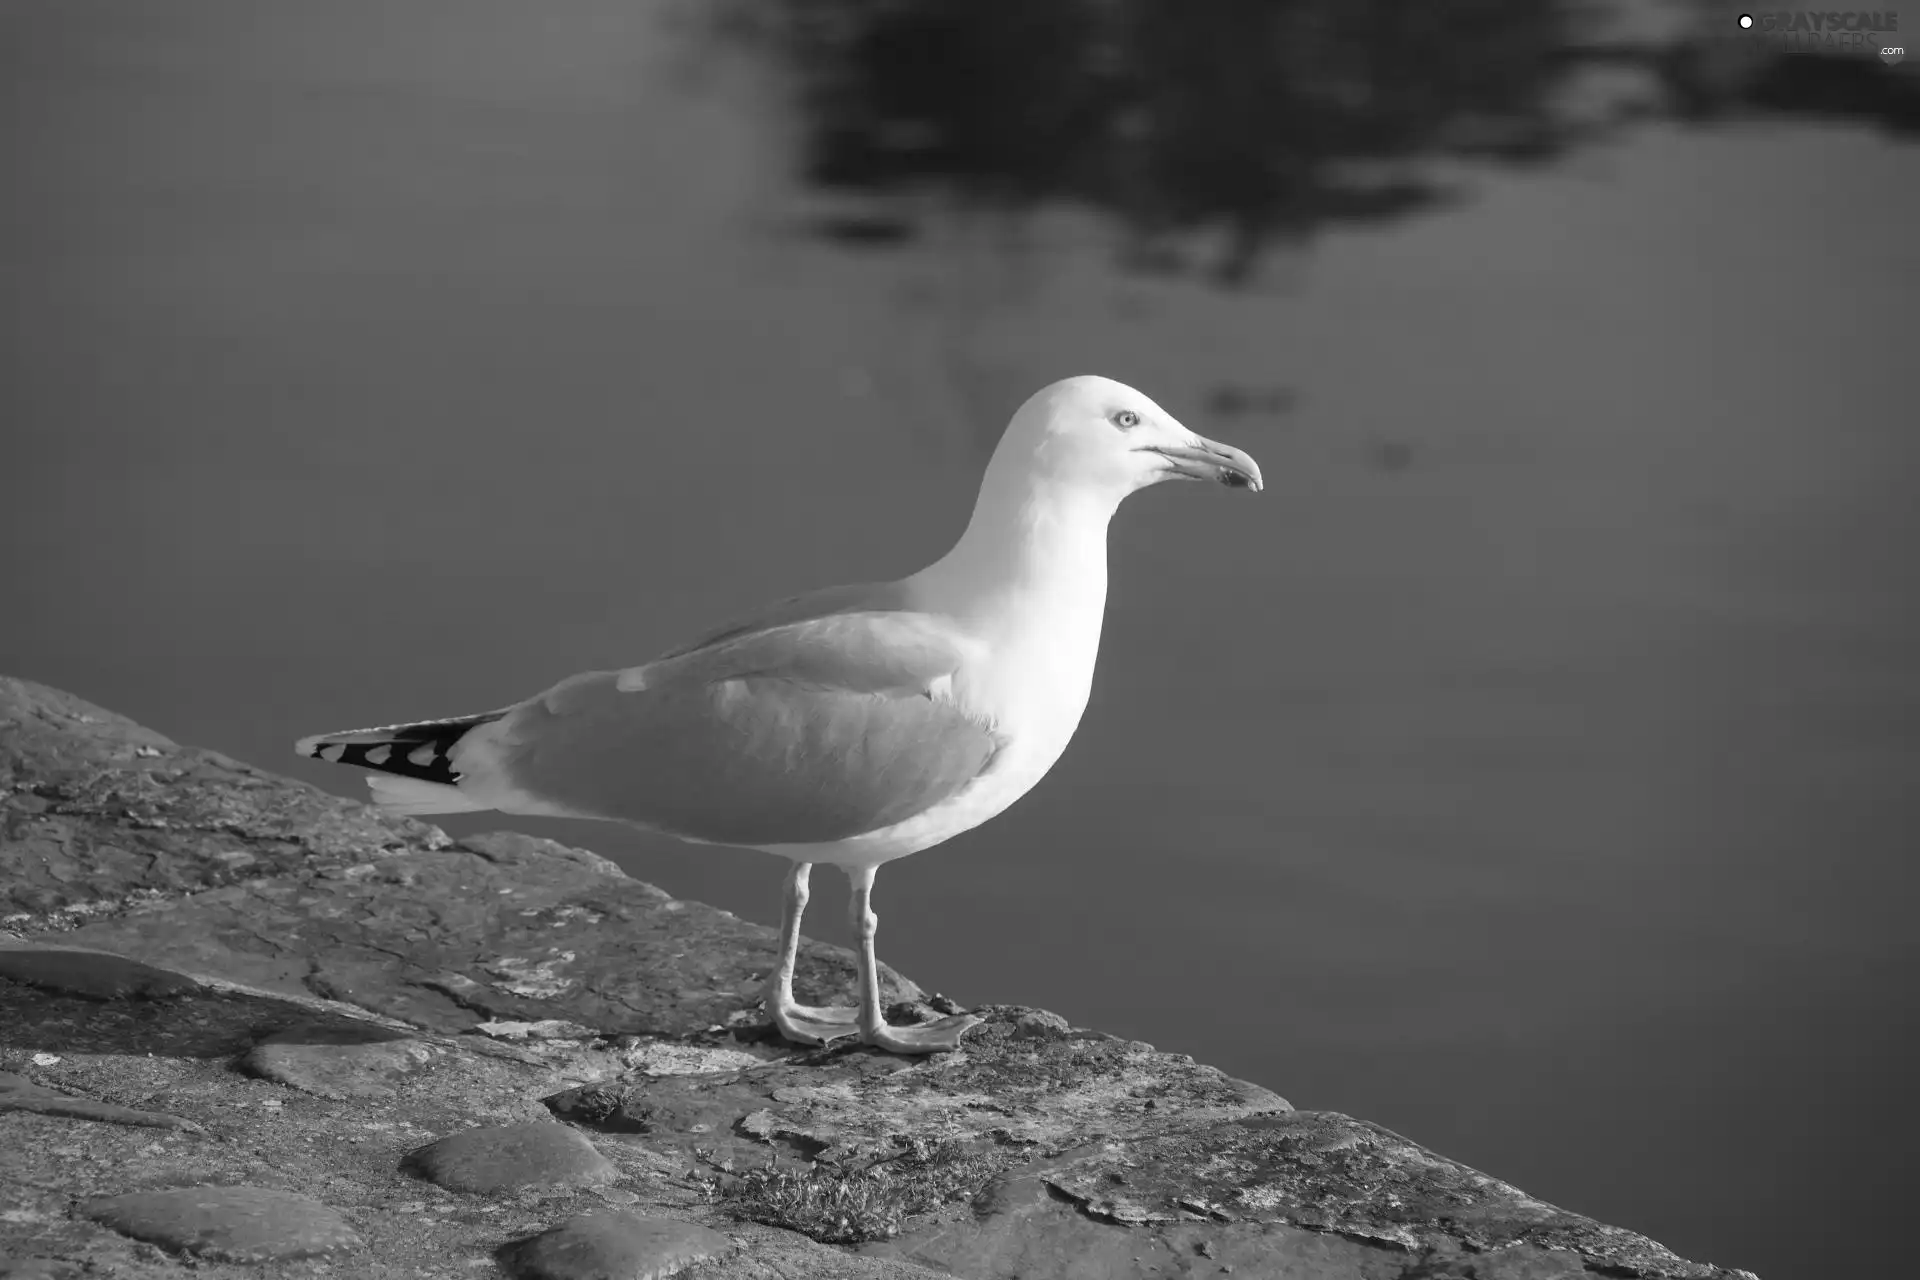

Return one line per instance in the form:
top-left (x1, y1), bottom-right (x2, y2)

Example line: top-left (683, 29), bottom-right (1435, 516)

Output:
top-left (859, 1012), bottom-right (984, 1055)
top-left (770, 1002), bottom-right (861, 1047)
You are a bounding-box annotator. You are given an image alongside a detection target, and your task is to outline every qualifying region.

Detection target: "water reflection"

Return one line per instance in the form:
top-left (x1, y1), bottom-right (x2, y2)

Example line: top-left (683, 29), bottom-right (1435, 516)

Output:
top-left (715, 0), bottom-right (1588, 280)
top-left (706, 0), bottom-right (1916, 280)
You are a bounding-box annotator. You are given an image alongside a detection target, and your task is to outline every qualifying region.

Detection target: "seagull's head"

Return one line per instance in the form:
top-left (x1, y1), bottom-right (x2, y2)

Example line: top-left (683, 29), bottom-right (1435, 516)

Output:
top-left (997, 375), bottom-right (1262, 506)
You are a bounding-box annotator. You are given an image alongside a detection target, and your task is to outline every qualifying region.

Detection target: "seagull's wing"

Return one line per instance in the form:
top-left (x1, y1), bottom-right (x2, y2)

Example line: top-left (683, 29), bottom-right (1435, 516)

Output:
top-left (477, 583), bottom-right (1002, 847)
top-left (612, 583), bottom-right (968, 699)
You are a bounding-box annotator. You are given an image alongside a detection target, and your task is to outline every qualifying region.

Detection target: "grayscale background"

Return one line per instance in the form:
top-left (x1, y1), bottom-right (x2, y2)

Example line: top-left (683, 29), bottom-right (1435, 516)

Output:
top-left (5, 3), bottom-right (1916, 1277)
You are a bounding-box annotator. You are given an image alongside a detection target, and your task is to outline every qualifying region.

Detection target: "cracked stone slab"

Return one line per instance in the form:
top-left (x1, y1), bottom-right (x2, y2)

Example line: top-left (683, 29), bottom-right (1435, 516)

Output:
top-left (0, 1069), bottom-right (204, 1132)
top-left (867, 1173), bottom-right (1643, 1280)
top-left (706, 1224), bottom-right (955, 1279)
top-left (0, 947), bottom-right (201, 1002)
top-left (863, 1113), bottom-right (1760, 1280)
top-left (82, 1184), bottom-right (362, 1262)
top-left (616, 1038), bottom-right (771, 1077)
top-left (499, 1211), bottom-right (732, 1279)
top-left (478, 1018), bottom-right (605, 1041)
top-left (0, 943), bottom-right (444, 1065)
top-left (1, 676), bottom-right (453, 928)
top-left (1038, 1110), bottom-right (1730, 1273)
top-left (547, 1004), bottom-right (1286, 1173)
top-left (46, 828), bottom-right (916, 1039)
top-left (0, 1261), bottom-right (86, 1280)
top-left (406, 1121), bottom-right (621, 1194)
top-left (242, 1021), bottom-right (436, 1099)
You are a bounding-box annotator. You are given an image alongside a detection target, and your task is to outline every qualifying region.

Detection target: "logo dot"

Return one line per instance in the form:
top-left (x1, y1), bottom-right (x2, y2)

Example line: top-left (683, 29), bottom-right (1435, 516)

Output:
top-left (1738, 13), bottom-right (1754, 27)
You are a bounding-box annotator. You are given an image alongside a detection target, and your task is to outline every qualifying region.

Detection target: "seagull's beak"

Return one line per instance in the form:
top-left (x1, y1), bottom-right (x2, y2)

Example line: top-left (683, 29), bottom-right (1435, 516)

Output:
top-left (1138, 434), bottom-right (1263, 492)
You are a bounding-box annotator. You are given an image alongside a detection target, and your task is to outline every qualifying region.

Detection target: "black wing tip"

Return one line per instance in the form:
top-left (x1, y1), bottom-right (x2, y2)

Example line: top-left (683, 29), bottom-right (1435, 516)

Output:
top-left (302, 738), bottom-right (462, 786)
top-left (295, 711), bottom-right (506, 785)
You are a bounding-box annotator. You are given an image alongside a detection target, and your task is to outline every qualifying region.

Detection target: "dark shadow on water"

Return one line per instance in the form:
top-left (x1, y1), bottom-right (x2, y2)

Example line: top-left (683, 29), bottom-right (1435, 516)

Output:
top-left (710, 0), bottom-right (1592, 282)
top-left (1669, 44), bottom-right (1920, 131)
top-left (696, 0), bottom-right (1917, 283)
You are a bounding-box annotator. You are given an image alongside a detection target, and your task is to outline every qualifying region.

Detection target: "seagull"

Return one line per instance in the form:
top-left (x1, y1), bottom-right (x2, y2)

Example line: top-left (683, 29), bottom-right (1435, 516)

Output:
top-left (296, 375), bottom-right (1261, 1054)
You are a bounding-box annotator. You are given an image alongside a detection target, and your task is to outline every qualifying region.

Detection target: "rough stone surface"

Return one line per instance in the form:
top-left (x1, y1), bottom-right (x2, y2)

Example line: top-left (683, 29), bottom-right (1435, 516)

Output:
top-left (0, 947), bottom-right (201, 1001)
top-left (82, 1184), bottom-right (362, 1262)
top-left (863, 1111), bottom-right (1742, 1280)
top-left (407, 1122), bottom-right (622, 1194)
top-left (0, 1261), bottom-right (86, 1280)
top-left (0, 1069), bottom-right (203, 1132)
top-left (243, 1021), bottom-right (435, 1099)
top-left (0, 678), bottom-right (447, 928)
top-left (499, 1211), bottom-right (731, 1279)
top-left (0, 675), bottom-right (1761, 1280)
top-left (546, 1005), bottom-right (1286, 1175)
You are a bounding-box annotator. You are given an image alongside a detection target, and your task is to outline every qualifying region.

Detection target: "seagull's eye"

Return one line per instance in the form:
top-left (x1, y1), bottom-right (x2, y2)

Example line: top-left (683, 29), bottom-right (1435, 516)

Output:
top-left (1111, 410), bottom-right (1140, 430)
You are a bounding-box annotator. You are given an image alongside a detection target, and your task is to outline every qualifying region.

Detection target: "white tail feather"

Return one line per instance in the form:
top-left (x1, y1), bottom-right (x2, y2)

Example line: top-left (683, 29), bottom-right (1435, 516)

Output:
top-left (366, 775), bottom-right (488, 815)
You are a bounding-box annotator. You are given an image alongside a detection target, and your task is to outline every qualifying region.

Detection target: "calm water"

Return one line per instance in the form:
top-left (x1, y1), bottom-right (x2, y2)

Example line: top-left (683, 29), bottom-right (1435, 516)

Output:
top-left (5, 6), bottom-right (1917, 1278)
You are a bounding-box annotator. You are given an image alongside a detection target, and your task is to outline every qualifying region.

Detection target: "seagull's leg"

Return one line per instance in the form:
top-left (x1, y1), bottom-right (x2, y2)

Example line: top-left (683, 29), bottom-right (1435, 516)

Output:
top-left (846, 863), bottom-right (983, 1054)
top-left (765, 860), bottom-right (859, 1046)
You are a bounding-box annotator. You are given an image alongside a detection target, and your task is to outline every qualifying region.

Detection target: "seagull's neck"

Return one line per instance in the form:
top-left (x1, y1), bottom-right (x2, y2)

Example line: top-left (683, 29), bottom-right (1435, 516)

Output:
top-left (912, 466), bottom-right (1116, 632)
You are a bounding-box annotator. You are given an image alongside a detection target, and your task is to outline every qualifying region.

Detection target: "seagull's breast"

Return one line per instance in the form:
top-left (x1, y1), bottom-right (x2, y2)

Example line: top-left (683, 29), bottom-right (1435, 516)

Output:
top-left (774, 582), bottom-right (1105, 869)
top-left (960, 595), bottom-right (1103, 757)
top-left (952, 624), bottom-right (1100, 817)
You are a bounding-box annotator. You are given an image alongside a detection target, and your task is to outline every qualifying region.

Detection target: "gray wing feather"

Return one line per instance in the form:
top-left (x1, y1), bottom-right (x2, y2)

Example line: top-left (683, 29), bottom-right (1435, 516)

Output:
top-left (500, 583), bottom-right (1000, 846)
top-left (615, 611), bottom-right (972, 697)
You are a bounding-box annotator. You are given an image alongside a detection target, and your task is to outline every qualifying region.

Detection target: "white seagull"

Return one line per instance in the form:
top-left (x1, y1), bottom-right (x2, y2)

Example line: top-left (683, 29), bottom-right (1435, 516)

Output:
top-left (296, 375), bottom-right (1261, 1054)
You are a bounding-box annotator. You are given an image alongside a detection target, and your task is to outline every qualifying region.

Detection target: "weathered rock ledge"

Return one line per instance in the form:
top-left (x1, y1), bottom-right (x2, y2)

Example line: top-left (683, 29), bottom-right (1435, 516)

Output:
top-left (0, 676), bottom-right (1758, 1279)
